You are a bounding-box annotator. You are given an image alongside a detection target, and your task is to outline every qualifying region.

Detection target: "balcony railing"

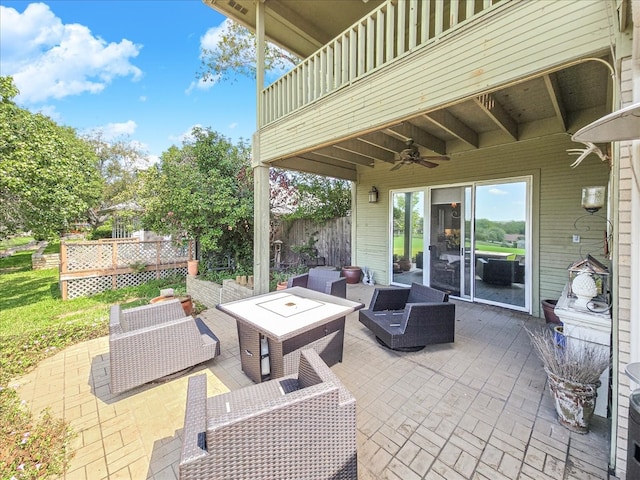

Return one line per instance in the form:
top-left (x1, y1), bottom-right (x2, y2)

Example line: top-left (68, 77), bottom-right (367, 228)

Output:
top-left (261, 0), bottom-right (503, 126)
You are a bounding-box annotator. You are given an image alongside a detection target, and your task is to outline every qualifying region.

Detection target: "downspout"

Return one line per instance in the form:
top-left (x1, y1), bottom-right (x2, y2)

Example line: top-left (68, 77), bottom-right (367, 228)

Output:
top-left (253, 0), bottom-right (270, 294)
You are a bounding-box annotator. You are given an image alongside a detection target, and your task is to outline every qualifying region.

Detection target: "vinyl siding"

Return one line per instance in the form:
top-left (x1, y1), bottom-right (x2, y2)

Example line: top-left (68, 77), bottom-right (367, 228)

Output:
top-left (354, 134), bottom-right (611, 317)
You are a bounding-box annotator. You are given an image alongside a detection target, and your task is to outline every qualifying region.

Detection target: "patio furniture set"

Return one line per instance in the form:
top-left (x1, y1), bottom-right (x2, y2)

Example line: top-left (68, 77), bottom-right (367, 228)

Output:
top-left (107, 273), bottom-right (455, 479)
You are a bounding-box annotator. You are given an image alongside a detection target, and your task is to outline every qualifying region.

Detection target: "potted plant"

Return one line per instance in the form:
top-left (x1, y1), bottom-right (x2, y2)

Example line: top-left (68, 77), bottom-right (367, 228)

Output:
top-left (526, 326), bottom-right (609, 433)
top-left (341, 266), bottom-right (362, 284)
top-left (271, 271), bottom-right (290, 291)
top-left (397, 257), bottom-right (412, 271)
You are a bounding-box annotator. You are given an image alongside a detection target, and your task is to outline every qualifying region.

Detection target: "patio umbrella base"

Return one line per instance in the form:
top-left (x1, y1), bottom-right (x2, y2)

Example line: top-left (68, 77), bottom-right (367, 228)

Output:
top-left (376, 336), bottom-right (425, 352)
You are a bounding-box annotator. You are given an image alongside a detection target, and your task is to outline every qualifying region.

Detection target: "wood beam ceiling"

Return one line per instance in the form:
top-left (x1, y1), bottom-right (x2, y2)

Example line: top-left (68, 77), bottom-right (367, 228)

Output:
top-left (474, 93), bottom-right (519, 140)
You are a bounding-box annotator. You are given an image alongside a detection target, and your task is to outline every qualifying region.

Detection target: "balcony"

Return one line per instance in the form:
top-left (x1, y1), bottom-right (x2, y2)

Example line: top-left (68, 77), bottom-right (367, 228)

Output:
top-left (261, 0), bottom-right (504, 127)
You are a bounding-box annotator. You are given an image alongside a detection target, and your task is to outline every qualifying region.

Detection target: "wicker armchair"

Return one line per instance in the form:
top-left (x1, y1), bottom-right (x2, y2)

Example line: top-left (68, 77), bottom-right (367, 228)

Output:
top-left (359, 283), bottom-right (455, 351)
top-left (109, 299), bottom-right (220, 395)
top-left (287, 267), bottom-right (347, 298)
top-left (179, 349), bottom-right (357, 480)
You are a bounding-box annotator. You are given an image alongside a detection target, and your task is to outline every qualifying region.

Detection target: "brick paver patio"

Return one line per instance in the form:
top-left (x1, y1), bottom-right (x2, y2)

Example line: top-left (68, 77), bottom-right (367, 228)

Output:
top-left (11, 284), bottom-right (613, 479)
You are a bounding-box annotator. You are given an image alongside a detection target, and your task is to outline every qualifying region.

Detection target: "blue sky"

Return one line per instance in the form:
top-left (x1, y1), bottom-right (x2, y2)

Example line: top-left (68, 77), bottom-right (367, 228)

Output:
top-left (0, 0), bottom-right (256, 163)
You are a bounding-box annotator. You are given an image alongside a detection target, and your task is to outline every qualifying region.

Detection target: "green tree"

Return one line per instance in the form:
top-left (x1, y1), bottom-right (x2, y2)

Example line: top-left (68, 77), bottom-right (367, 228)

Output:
top-left (278, 172), bottom-right (351, 224)
top-left (82, 131), bottom-right (148, 231)
top-left (199, 20), bottom-right (298, 84)
top-left (0, 76), bottom-right (102, 239)
top-left (138, 127), bottom-right (253, 269)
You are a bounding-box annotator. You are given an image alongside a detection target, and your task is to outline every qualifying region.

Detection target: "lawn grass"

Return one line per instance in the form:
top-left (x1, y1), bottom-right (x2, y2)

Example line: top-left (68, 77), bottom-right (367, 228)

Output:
top-left (392, 236), bottom-right (524, 258)
top-left (0, 236), bottom-right (35, 250)
top-left (392, 235), bottom-right (424, 258)
top-left (0, 249), bottom-right (190, 479)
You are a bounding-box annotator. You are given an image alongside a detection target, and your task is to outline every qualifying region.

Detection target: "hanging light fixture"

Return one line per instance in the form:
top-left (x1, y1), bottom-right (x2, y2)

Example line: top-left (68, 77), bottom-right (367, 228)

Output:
top-left (581, 186), bottom-right (606, 213)
top-left (368, 186), bottom-right (379, 203)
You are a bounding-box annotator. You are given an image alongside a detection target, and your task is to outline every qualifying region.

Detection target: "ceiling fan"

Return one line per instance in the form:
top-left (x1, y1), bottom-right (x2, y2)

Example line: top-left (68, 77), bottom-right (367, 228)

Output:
top-left (390, 139), bottom-right (450, 170)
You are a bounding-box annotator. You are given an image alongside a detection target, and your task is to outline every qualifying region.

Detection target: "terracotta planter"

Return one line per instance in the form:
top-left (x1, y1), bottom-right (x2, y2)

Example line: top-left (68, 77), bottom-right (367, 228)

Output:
top-left (276, 281), bottom-right (288, 291)
top-left (398, 259), bottom-right (412, 271)
top-left (187, 259), bottom-right (199, 276)
top-left (150, 295), bottom-right (193, 316)
top-left (541, 299), bottom-right (561, 324)
top-left (341, 266), bottom-right (362, 284)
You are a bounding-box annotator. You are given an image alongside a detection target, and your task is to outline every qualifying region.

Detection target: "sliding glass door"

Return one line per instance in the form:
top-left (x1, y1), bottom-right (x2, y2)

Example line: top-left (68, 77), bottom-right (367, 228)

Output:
top-left (428, 186), bottom-right (470, 299)
top-left (390, 178), bottom-right (530, 312)
top-left (391, 190), bottom-right (424, 285)
top-left (473, 180), bottom-right (529, 310)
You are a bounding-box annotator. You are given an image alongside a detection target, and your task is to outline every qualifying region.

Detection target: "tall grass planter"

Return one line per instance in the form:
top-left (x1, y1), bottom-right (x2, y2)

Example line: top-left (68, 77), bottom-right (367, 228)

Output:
top-left (526, 327), bottom-right (609, 434)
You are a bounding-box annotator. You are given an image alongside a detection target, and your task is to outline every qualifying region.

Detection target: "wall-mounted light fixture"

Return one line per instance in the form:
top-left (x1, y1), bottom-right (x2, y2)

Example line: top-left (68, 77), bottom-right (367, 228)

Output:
top-left (368, 186), bottom-right (379, 203)
top-left (581, 186), bottom-right (606, 213)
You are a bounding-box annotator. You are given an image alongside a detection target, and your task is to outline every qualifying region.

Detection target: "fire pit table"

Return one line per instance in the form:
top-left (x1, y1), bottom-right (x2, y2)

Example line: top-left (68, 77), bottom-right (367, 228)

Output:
top-left (217, 286), bottom-right (363, 383)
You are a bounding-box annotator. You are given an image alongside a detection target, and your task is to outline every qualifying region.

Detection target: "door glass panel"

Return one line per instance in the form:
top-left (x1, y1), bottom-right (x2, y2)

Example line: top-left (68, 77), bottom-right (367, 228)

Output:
top-left (461, 186), bottom-right (472, 299)
top-left (429, 187), bottom-right (463, 296)
top-left (392, 191), bottom-right (424, 285)
top-left (474, 181), bottom-right (527, 309)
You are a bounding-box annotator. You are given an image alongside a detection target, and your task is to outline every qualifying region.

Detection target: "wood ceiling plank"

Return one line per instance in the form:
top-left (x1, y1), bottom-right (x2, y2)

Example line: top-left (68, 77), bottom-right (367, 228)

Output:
top-left (335, 139), bottom-right (396, 163)
top-left (424, 110), bottom-right (479, 148)
top-left (543, 73), bottom-right (567, 132)
top-left (474, 93), bottom-right (518, 140)
top-left (387, 123), bottom-right (447, 154)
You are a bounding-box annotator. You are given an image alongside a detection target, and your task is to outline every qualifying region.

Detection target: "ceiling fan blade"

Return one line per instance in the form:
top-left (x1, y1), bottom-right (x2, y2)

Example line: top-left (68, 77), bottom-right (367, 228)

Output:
top-left (417, 159), bottom-right (439, 168)
top-left (390, 162), bottom-right (404, 171)
top-left (422, 155), bottom-right (450, 161)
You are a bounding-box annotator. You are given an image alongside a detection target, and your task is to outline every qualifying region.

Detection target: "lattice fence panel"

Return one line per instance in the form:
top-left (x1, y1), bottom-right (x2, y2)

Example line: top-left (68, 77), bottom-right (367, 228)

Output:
top-left (64, 267), bottom-right (189, 299)
top-left (157, 241), bottom-right (189, 263)
top-left (61, 239), bottom-right (193, 299)
top-left (116, 271), bottom-right (158, 288)
top-left (66, 275), bottom-right (114, 299)
top-left (66, 243), bottom-right (113, 271)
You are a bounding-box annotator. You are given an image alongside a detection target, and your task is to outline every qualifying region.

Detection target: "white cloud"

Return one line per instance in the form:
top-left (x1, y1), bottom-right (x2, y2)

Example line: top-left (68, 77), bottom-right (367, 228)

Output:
top-left (200, 19), bottom-right (232, 52)
top-left (488, 188), bottom-right (508, 195)
top-left (168, 124), bottom-right (203, 144)
top-left (0, 3), bottom-right (142, 103)
top-left (139, 95), bottom-right (147, 102)
top-left (185, 77), bottom-right (218, 95)
top-left (34, 104), bottom-right (61, 121)
top-left (96, 120), bottom-right (138, 140)
top-left (228, 122), bottom-right (238, 130)
top-left (146, 154), bottom-right (160, 166)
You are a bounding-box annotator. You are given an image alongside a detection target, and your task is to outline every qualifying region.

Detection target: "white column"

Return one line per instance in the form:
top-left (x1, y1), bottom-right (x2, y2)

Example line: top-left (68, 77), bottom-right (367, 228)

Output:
top-left (253, 0), bottom-right (270, 295)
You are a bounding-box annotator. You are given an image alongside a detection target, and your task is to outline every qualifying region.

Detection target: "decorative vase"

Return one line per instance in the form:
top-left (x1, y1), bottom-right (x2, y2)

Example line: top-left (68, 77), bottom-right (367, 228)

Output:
top-left (187, 259), bottom-right (199, 276)
top-left (572, 272), bottom-right (597, 308)
top-left (341, 266), bottom-right (362, 284)
top-left (545, 369), bottom-right (600, 434)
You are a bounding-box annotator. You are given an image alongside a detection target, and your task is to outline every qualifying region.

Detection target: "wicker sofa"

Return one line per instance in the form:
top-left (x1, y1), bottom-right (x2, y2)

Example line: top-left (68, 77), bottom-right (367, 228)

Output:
top-left (287, 267), bottom-right (347, 298)
top-left (179, 349), bottom-right (357, 480)
top-left (359, 283), bottom-right (455, 351)
top-left (109, 299), bottom-right (220, 395)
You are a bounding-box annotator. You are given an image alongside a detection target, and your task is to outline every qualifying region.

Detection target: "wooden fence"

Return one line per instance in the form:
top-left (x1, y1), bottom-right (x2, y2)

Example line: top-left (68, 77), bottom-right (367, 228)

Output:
top-left (272, 217), bottom-right (351, 268)
top-left (59, 239), bottom-right (194, 299)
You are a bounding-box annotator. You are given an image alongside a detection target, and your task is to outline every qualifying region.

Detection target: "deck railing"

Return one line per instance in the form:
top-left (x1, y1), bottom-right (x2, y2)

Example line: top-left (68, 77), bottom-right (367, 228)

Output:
top-left (261, 0), bottom-right (503, 126)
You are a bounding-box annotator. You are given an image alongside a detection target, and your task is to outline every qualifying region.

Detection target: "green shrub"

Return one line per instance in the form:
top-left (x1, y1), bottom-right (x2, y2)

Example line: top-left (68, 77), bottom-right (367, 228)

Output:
top-left (87, 222), bottom-right (112, 240)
